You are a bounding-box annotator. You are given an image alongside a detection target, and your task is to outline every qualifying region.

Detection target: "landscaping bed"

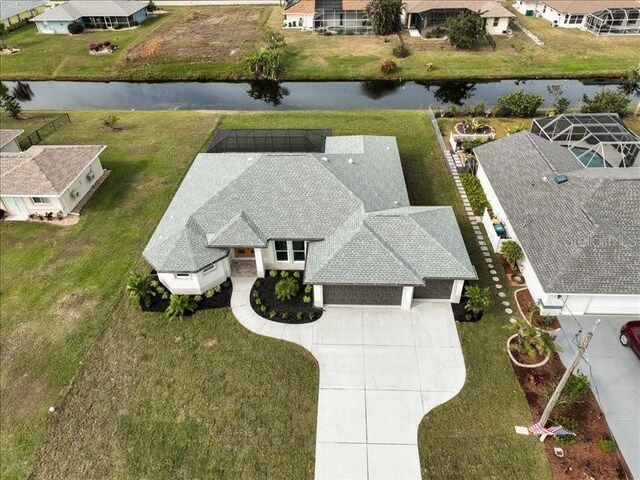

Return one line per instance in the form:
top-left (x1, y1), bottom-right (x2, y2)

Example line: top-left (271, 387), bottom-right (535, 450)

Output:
top-left (512, 354), bottom-right (627, 479)
top-left (515, 287), bottom-right (560, 331)
top-left (250, 270), bottom-right (322, 324)
top-left (140, 276), bottom-right (232, 313)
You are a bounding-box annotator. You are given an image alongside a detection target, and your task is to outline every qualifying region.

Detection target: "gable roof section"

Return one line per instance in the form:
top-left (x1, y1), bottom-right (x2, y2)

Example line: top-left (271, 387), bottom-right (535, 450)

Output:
top-left (284, 0), bottom-right (316, 13)
top-left (30, 0), bottom-right (147, 21)
top-left (474, 132), bottom-right (640, 295)
top-left (0, 129), bottom-right (23, 149)
top-left (0, 145), bottom-right (105, 196)
top-left (1, 1), bottom-right (46, 21)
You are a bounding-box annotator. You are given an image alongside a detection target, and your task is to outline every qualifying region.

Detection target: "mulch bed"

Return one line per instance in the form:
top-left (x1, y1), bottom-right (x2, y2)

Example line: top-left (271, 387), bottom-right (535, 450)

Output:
top-left (501, 258), bottom-right (526, 287)
top-left (510, 286), bottom-right (629, 479)
top-left (140, 277), bottom-right (232, 314)
top-left (250, 271), bottom-right (323, 324)
top-left (511, 353), bottom-right (628, 480)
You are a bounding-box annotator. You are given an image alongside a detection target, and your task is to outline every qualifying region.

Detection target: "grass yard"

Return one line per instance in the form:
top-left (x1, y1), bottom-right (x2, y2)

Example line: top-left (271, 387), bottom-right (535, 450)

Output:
top-left (0, 110), bottom-right (318, 479)
top-left (1, 2), bottom-right (638, 81)
top-left (1, 110), bottom-right (551, 479)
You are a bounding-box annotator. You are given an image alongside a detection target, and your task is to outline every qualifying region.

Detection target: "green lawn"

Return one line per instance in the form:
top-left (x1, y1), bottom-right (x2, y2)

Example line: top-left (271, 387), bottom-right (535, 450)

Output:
top-left (1, 110), bottom-right (550, 479)
top-left (1, 3), bottom-right (638, 81)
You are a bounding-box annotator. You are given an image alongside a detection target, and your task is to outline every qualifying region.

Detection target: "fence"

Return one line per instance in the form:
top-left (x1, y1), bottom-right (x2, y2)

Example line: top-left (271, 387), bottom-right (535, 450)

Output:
top-left (19, 113), bottom-right (71, 150)
top-left (485, 33), bottom-right (496, 51)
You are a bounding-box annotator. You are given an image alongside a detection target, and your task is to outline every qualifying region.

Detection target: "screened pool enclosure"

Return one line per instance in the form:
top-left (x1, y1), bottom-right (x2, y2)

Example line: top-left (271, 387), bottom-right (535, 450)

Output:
top-left (584, 7), bottom-right (640, 35)
top-left (531, 114), bottom-right (640, 168)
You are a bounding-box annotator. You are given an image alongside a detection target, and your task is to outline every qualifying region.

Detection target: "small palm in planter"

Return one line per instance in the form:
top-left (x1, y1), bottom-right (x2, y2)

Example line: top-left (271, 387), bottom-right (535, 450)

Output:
top-left (126, 272), bottom-right (155, 309)
top-left (505, 317), bottom-right (559, 368)
top-left (165, 294), bottom-right (198, 320)
top-left (464, 285), bottom-right (493, 321)
top-left (275, 276), bottom-right (299, 301)
top-left (500, 240), bottom-right (523, 271)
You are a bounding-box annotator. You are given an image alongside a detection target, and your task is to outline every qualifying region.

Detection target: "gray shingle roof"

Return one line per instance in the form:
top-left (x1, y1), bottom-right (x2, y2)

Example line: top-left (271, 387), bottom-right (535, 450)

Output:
top-left (30, 0), bottom-right (147, 21)
top-left (143, 135), bottom-right (475, 285)
top-left (0, 1), bottom-right (46, 21)
top-left (0, 145), bottom-right (105, 196)
top-left (474, 132), bottom-right (640, 295)
top-left (0, 129), bottom-right (22, 149)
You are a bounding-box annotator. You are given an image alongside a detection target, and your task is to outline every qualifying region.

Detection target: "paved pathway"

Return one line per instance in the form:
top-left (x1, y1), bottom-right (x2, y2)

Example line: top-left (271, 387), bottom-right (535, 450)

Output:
top-left (231, 277), bottom-right (466, 479)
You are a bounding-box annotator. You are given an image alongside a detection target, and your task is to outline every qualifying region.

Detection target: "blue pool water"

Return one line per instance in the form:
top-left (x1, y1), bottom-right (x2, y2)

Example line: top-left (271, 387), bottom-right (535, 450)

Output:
top-left (569, 146), bottom-right (607, 168)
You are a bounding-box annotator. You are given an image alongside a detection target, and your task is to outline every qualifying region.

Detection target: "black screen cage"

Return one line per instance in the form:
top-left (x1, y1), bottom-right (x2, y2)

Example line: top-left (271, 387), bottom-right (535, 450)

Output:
top-left (531, 113), bottom-right (640, 168)
top-left (584, 7), bottom-right (640, 35)
top-left (207, 129), bottom-right (333, 153)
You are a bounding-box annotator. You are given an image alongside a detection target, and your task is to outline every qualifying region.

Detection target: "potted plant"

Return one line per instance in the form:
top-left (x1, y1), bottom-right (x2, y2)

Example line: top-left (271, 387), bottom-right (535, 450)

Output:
top-left (464, 285), bottom-right (493, 321)
top-left (505, 316), bottom-right (558, 368)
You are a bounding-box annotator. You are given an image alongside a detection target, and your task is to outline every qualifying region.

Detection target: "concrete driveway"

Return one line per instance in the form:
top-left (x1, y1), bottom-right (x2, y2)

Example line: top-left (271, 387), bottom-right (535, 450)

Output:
top-left (556, 315), bottom-right (640, 479)
top-left (231, 277), bottom-right (466, 480)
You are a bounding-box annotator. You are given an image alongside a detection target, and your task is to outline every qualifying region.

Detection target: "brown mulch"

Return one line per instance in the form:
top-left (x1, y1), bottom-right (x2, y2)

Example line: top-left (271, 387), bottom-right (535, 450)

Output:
top-left (511, 286), bottom-right (630, 479)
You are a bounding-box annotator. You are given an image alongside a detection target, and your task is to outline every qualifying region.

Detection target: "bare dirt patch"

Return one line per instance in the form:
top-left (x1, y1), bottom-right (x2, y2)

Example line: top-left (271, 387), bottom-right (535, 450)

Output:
top-left (55, 291), bottom-right (99, 323)
top-left (126, 6), bottom-right (268, 62)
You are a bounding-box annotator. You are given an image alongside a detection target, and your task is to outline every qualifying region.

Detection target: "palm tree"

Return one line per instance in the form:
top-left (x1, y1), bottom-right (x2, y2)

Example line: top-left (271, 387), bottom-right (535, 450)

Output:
top-left (165, 295), bottom-right (198, 320)
top-left (619, 66), bottom-right (640, 116)
top-left (126, 272), bottom-right (155, 308)
top-left (464, 285), bottom-right (492, 319)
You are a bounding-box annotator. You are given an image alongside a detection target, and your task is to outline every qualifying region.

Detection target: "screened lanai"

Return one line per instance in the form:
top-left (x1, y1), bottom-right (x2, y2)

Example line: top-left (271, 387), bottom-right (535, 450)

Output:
top-left (531, 114), bottom-right (640, 168)
top-left (584, 7), bottom-right (640, 35)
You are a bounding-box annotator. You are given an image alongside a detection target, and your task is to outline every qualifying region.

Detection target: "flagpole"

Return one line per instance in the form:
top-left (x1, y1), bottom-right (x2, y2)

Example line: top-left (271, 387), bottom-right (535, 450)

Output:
top-left (537, 319), bottom-right (600, 440)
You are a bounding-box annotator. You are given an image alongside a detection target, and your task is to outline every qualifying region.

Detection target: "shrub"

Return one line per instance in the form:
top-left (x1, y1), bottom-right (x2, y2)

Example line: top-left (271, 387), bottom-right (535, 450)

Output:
top-left (296, 312), bottom-right (303, 321)
top-left (194, 295), bottom-right (202, 302)
top-left (581, 89), bottom-right (631, 117)
top-left (554, 370), bottom-right (590, 408)
top-left (269, 269), bottom-right (278, 277)
top-left (254, 279), bottom-right (262, 288)
top-left (275, 276), bottom-right (300, 301)
top-left (457, 137), bottom-right (490, 153)
top-left (165, 295), bottom-right (198, 320)
top-left (392, 44), bottom-right (410, 58)
top-left (259, 305), bottom-right (267, 313)
top-left (464, 285), bottom-right (492, 316)
top-left (281, 312), bottom-right (290, 320)
top-left (553, 416), bottom-right (579, 445)
top-left (380, 59), bottom-right (398, 74)
top-left (471, 102), bottom-right (487, 117)
top-left (551, 97), bottom-right (571, 115)
top-left (113, 24), bottom-right (122, 30)
top-left (147, 0), bottom-right (157, 12)
top-left (365, 0), bottom-right (403, 35)
top-left (495, 91), bottom-right (544, 117)
top-left (269, 310), bottom-right (277, 319)
top-left (102, 114), bottom-right (121, 131)
top-left (308, 311), bottom-right (316, 321)
top-left (446, 11), bottom-right (485, 49)
top-left (126, 272), bottom-right (155, 308)
top-left (506, 316), bottom-right (558, 358)
top-left (213, 285), bottom-right (222, 293)
top-left (254, 297), bottom-right (262, 306)
top-left (506, 124), bottom-right (527, 136)
top-left (280, 270), bottom-right (289, 278)
top-left (461, 174), bottom-right (490, 215)
top-left (68, 21), bottom-right (85, 34)
top-left (103, 41), bottom-right (111, 46)
top-left (500, 240), bottom-right (523, 269)
top-left (599, 438), bottom-right (616, 453)
top-left (304, 284), bottom-right (313, 294)
top-left (293, 271), bottom-right (301, 278)
top-left (302, 295), bottom-right (312, 304)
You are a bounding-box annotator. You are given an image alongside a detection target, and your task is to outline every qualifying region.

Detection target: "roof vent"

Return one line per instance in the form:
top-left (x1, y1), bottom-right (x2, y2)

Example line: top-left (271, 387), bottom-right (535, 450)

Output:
top-left (247, 157), bottom-right (253, 161)
top-left (394, 200), bottom-right (399, 205)
top-left (554, 174), bottom-right (568, 184)
top-left (321, 156), bottom-right (328, 162)
top-left (348, 158), bottom-right (354, 164)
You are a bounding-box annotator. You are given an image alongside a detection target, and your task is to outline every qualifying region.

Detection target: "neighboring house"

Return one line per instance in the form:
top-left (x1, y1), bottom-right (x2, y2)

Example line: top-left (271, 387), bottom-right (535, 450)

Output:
top-left (283, 0), bottom-right (515, 35)
top-left (0, 142), bottom-right (106, 219)
top-left (0, 0), bottom-right (47, 28)
top-left (30, 0), bottom-right (148, 34)
top-left (514, 0), bottom-right (640, 35)
top-left (0, 129), bottom-right (23, 153)
top-left (143, 135), bottom-right (477, 309)
top-left (474, 131), bottom-right (640, 316)
top-left (403, 0), bottom-right (515, 35)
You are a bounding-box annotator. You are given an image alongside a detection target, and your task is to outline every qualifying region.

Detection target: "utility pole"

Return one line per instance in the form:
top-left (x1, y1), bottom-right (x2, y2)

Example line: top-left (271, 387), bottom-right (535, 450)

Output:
top-left (538, 320), bottom-right (600, 437)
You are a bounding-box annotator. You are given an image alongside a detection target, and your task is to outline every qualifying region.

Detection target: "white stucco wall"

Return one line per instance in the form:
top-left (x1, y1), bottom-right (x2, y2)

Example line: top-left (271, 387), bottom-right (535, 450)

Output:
top-left (35, 19), bottom-right (72, 33)
top-left (0, 138), bottom-right (21, 153)
top-left (485, 16), bottom-right (511, 35)
top-left (60, 156), bottom-right (104, 213)
top-left (159, 256), bottom-right (231, 295)
top-left (283, 12), bottom-right (314, 29)
top-left (514, 0), bottom-right (537, 15)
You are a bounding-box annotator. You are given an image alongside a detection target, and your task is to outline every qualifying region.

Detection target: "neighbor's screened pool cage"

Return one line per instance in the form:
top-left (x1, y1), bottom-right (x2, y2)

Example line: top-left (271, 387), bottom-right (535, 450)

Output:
top-left (313, 0), bottom-right (371, 33)
top-left (207, 129), bottom-right (333, 153)
top-left (531, 114), bottom-right (640, 168)
top-left (584, 7), bottom-right (640, 35)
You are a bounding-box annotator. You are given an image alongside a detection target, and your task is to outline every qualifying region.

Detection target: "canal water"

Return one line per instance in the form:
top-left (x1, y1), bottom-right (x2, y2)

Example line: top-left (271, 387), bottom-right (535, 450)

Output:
top-left (3, 78), bottom-right (635, 110)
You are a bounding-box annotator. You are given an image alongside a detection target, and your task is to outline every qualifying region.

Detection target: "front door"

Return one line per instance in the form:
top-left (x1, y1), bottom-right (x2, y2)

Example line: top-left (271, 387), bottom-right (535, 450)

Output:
top-left (234, 247), bottom-right (255, 259)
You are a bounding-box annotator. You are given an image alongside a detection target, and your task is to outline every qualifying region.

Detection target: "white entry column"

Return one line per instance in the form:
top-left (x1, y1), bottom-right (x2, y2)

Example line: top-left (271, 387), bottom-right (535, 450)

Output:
top-left (255, 248), bottom-right (265, 278)
top-left (401, 286), bottom-right (414, 310)
top-left (313, 285), bottom-right (323, 308)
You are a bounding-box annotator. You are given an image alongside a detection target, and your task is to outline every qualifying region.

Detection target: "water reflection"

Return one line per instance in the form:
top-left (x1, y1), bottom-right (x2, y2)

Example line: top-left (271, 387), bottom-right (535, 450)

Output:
top-left (12, 82), bottom-right (34, 102)
top-left (246, 81), bottom-right (290, 107)
top-left (360, 81), bottom-right (404, 100)
top-left (423, 81), bottom-right (477, 106)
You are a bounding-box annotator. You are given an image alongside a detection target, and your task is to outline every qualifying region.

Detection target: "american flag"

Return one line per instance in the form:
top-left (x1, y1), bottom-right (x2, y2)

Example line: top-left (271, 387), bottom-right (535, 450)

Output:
top-left (528, 423), bottom-right (575, 437)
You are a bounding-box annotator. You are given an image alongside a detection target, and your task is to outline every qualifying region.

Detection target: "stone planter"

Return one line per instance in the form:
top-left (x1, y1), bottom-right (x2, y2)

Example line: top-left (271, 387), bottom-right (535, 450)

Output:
top-left (507, 334), bottom-right (550, 368)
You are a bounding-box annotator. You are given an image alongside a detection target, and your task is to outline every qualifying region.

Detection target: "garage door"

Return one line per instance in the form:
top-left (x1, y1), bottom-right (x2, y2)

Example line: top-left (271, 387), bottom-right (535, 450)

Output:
top-left (323, 285), bottom-right (403, 306)
top-left (413, 280), bottom-right (453, 300)
top-left (585, 295), bottom-right (640, 315)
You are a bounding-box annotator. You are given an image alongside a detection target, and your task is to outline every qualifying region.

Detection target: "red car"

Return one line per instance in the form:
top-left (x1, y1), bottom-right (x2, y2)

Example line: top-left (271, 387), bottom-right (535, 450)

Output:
top-left (620, 321), bottom-right (640, 360)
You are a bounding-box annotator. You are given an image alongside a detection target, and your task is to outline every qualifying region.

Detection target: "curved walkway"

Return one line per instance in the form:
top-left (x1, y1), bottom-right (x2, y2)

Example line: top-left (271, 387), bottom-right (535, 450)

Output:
top-left (231, 277), bottom-right (466, 479)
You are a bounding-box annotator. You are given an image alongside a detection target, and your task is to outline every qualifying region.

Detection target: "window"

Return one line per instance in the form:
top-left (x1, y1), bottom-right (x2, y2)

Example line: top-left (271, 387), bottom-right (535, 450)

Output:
top-left (202, 263), bottom-right (217, 274)
top-left (493, 17), bottom-right (499, 27)
top-left (292, 241), bottom-right (305, 261)
top-left (175, 272), bottom-right (191, 279)
top-left (274, 241), bottom-right (289, 261)
top-left (31, 197), bottom-right (49, 204)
